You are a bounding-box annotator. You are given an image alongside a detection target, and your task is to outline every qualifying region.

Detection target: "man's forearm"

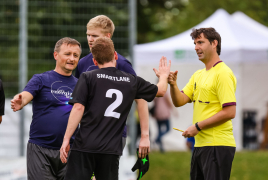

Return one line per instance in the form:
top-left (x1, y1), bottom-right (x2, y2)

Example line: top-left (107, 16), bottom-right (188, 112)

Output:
top-left (135, 99), bottom-right (150, 158)
top-left (170, 84), bottom-right (185, 107)
top-left (156, 76), bottom-right (168, 97)
top-left (198, 105), bottom-right (236, 130)
top-left (11, 91), bottom-right (33, 111)
top-left (20, 91), bottom-right (34, 108)
top-left (182, 106), bottom-right (236, 138)
top-left (135, 99), bottom-right (149, 137)
top-left (64, 103), bottom-right (84, 140)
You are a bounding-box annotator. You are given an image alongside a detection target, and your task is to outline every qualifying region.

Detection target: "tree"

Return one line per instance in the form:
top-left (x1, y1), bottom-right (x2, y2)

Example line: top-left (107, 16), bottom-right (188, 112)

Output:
top-left (137, 0), bottom-right (268, 44)
top-left (0, 0), bottom-right (129, 97)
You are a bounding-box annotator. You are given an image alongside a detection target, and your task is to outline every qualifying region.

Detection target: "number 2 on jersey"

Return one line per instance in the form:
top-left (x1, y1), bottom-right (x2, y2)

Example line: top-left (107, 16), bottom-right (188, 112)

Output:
top-left (104, 89), bottom-right (123, 119)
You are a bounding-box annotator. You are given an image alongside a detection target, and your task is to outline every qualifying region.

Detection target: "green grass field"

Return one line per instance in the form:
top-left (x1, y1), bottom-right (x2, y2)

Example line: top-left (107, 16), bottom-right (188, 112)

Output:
top-left (140, 151), bottom-right (268, 180)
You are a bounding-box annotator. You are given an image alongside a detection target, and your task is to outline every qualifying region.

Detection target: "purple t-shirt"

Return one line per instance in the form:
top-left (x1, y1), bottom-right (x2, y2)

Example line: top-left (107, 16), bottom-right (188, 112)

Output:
top-left (75, 53), bottom-right (136, 137)
top-left (24, 70), bottom-right (78, 150)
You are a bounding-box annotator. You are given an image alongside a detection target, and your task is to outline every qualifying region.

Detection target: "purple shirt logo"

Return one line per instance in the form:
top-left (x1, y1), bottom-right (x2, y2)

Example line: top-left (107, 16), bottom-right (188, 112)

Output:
top-left (51, 81), bottom-right (73, 104)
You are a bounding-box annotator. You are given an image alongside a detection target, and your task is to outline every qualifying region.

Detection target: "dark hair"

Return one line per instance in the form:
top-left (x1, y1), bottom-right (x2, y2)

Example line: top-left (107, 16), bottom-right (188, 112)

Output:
top-left (190, 28), bottom-right (221, 55)
top-left (91, 37), bottom-right (115, 65)
top-left (54, 37), bottom-right (82, 53)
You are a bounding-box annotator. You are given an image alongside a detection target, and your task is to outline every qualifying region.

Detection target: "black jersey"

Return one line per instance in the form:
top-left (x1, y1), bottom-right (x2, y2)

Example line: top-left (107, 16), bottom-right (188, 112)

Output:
top-left (69, 67), bottom-right (158, 155)
top-left (0, 79), bottom-right (5, 116)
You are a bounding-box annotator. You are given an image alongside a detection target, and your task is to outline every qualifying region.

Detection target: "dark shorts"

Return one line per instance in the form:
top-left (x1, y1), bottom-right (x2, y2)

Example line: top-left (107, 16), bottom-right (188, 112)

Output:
top-left (65, 150), bottom-right (120, 180)
top-left (191, 146), bottom-right (236, 180)
top-left (27, 142), bottom-right (67, 180)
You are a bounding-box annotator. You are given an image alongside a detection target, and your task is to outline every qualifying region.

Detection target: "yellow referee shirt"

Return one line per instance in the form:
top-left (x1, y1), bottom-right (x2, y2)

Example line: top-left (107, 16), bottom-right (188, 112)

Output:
top-left (183, 61), bottom-right (236, 147)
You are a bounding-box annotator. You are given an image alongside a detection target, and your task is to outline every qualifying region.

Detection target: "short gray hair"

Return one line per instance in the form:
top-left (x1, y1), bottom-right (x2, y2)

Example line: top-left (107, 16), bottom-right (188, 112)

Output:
top-left (54, 37), bottom-right (82, 53)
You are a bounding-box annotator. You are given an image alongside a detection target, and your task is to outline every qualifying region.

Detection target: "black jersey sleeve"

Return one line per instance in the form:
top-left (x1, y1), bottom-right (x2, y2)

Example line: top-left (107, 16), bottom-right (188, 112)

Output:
top-left (135, 76), bottom-right (158, 102)
top-left (0, 79), bottom-right (5, 116)
top-left (69, 73), bottom-right (90, 106)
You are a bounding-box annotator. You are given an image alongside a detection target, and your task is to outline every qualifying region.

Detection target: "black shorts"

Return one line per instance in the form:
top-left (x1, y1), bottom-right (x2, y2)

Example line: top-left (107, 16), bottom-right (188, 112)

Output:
top-left (191, 146), bottom-right (236, 180)
top-left (65, 150), bottom-right (120, 180)
top-left (27, 142), bottom-right (67, 180)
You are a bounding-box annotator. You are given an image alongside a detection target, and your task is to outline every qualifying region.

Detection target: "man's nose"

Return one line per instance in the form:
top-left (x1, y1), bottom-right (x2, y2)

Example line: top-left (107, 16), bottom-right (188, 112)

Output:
top-left (195, 44), bottom-right (199, 51)
top-left (70, 54), bottom-right (75, 60)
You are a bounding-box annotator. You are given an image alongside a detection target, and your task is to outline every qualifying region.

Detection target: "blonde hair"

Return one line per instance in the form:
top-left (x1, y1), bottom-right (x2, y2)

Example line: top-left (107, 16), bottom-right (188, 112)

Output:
top-left (91, 37), bottom-right (115, 65)
top-left (54, 37), bottom-right (82, 53)
top-left (87, 15), bottom-right (115, 37)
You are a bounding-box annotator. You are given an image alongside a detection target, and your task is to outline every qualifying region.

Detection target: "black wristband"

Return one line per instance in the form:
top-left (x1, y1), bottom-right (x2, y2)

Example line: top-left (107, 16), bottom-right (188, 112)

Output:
top-left (195, 122), bottom-right (201, 131)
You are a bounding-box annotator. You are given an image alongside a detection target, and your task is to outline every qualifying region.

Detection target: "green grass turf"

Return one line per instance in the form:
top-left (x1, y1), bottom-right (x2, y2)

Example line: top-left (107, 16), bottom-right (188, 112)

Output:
top-left (139, 151), bottom-right (268, 180)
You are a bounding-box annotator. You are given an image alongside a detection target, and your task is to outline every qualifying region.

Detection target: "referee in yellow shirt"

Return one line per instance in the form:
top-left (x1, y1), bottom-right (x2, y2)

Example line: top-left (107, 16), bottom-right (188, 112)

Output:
top-left (169, 28), bottom-right (236, 180)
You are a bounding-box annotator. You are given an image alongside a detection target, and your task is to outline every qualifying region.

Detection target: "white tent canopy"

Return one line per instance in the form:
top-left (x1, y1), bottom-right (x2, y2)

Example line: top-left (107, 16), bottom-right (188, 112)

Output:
top-left (134, 9), bottom-right (268, 151)
top-left (232, 11), bottom-right (268, 38)
top-left (134, 9), bottom-right (268, 66)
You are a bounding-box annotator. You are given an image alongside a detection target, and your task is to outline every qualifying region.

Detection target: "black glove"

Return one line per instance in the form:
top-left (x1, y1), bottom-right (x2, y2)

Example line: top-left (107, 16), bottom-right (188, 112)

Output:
top-left (131, 148), bottom-right (149, 180)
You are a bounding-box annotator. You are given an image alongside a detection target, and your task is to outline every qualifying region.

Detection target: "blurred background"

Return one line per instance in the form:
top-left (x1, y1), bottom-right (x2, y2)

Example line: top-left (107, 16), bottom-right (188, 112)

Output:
top-left (1, 0), bottom-right (268, 179)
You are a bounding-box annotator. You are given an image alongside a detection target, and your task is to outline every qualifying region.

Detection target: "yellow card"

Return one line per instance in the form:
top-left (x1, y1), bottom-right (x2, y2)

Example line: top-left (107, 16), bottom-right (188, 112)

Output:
top-left (173, 127), bottom-right (184, 132)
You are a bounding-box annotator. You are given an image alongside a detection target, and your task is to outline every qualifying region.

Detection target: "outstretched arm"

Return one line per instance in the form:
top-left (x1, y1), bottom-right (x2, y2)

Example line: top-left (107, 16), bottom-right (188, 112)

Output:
top-left (11, 91), bottom-right (33, 112)
top-left (153, 56), bottom-right (171, 97)
top-left (60, 103), bottom-right (84, 163)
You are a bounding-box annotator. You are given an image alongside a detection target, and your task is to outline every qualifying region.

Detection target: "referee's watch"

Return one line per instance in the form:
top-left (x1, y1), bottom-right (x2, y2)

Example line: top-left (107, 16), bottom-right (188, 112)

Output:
top-left (195, 122), bottom-right (201, 131)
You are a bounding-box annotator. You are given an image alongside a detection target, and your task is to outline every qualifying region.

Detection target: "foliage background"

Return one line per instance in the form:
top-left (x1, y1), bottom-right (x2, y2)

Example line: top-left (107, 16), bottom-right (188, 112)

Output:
top-left (137, 0), bottom-right (268, 43)
top-left (1, 0), bottom-right (268, 97)
top-left (0, 0), bottom-right (129, 97)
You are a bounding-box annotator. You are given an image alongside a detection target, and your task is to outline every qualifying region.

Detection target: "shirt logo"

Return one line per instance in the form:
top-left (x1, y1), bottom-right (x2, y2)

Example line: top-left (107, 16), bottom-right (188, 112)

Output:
top-left (51, 81), bottom-right (73, 104)
top-left (97, 74), bottom-right (130, 82)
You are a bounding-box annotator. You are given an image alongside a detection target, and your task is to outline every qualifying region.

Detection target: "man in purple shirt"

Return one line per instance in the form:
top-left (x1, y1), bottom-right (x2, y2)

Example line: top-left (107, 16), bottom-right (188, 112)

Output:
top-left (11, 37), bottom-right (81, 180)
top-left (75, 15), bottom-right (150, 157)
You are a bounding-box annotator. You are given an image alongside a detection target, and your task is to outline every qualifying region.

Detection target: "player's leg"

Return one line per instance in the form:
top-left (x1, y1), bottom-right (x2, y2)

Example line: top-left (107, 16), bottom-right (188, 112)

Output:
top-left (205, 146), bottom-right (235, 180)
top-left (57, 159), bottom-right (68, 180)
top-left (217, 146), bottom-right (236, 180)
top-left (64, 150), bottom-right (95, 180)
top-left (190, 147), bottom-right (204, 180)
top-left (90, 135), bottom-right (124, 180)
top-left (161, 119), bottom-right (170, 137)
top-left (94, 153), bottom-right (120, 180)
top-left (27, 142), bottom-right (57, 180)
top-left (156, 120), bottom-right (167, 152)
top-left (156, 120), bottom-right (162, 143)
top-left (198, 146), bottom-right (235, 180)
top-left (165, 119), bottom-right (170, 133)
top-left (57, 150), bottom-right (71, 180)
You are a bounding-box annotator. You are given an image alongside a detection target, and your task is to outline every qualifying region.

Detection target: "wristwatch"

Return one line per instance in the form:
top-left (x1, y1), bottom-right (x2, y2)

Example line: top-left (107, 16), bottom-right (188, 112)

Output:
top-left (195, 122), bottom-right (201, 131)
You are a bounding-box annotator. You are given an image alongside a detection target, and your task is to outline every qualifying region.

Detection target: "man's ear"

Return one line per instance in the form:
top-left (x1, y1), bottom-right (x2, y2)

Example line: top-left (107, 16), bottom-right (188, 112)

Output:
top-left (93, 58), bottom-right (98, 66)
top-left (114, 51), bottom-right (118, 60)
top-left (106, 33), bottom-right (111, 38)
top-left (212, 40), bottom-right (218, 48)
top-left (53, 51), bottom-right (58, 61)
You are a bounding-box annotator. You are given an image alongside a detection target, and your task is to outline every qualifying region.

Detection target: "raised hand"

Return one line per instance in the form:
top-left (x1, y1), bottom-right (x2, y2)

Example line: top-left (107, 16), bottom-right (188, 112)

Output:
top-left (168, 71), bottom-right (178, 85)
top-left (153, 56), bottom-right (171, 79)
top-left (11, 94), bottom-right (23, 112)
